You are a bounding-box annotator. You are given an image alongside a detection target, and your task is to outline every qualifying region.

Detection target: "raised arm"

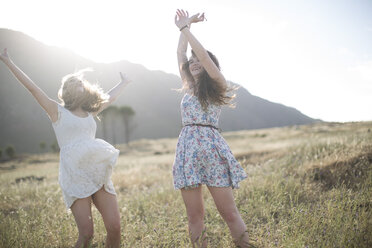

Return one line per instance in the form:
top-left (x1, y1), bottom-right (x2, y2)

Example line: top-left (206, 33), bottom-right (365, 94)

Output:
top-left (93, 72), bottom-right (131, 116)
top-left (176, 11), bottom-right (206, 83)
top-left (177, 27), bottom-right (189, 83)
top-left (175, 10), bottom-right (227, 87)
top-left (0, 48), bottom-right (58, 122)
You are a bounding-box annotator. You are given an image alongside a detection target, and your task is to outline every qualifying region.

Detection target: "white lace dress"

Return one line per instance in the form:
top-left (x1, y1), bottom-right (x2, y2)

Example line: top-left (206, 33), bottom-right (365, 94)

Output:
top-left (52, 104), bottom-right (119, 208)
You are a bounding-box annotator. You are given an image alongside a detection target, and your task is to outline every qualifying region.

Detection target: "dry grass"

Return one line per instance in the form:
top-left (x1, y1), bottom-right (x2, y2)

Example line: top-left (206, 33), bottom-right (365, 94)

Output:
top-left (0, 121), bottom-right (371, 247)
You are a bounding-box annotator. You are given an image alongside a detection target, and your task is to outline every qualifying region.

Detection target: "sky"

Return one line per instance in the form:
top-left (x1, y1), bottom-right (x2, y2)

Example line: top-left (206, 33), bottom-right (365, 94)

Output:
top-left (1, 0), bottom-right (371, 122)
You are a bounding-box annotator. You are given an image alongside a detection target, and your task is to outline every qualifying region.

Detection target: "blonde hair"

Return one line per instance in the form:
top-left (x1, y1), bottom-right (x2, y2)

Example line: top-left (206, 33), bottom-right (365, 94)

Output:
top-left (58, 69), bottom-right (109, 112)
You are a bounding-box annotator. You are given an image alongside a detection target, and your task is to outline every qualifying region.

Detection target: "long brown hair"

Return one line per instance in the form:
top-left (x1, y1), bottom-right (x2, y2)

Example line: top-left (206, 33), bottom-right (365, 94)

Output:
top-left (182, 50), bottom-right (235, 111)
top-left (58, 69), bottom-right (109, 112)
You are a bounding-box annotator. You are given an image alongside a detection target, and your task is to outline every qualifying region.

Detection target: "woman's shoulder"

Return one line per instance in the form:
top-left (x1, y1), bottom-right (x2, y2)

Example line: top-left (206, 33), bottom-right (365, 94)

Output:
top-left (182, 92), bottom-right (194, 102)
top-left (52, 104), bottom-right (67, 125)
top-left (183, 88), bottom-right (196, 97)
top-left (58, 103), bottom-right (73, 114)
top-left (56, 103), bottom-right (65, 110)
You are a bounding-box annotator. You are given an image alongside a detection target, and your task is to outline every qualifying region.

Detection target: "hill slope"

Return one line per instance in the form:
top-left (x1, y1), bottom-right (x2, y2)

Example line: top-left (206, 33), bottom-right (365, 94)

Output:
top-left (0, 28), bottom-right (316, 152)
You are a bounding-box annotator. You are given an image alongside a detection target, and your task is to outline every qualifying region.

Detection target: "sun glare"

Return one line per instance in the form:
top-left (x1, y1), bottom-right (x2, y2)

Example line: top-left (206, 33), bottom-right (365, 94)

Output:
top-left (1, 0), bottom-right (371, 122)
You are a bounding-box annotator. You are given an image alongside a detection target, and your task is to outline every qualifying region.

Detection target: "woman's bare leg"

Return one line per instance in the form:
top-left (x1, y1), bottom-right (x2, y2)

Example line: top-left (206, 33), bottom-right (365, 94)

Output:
top-left (181, 185), bottom-right (207, 248)
top-left (207, 186), bottom-right (250, 247)
top-left (71, 197), bottom-right (94, 248)
top-left (92, 187), bottom-right (121, 248)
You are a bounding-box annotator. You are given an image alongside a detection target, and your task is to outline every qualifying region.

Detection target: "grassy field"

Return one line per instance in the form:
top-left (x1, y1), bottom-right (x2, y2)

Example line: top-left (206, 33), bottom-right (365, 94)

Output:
top-left (0, 121), bottom-right (371, 247)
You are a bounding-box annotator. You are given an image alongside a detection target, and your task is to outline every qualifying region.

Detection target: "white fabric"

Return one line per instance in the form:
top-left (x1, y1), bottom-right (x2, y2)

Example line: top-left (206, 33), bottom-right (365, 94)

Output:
top-left (52, 104), bottom-right (119, 208)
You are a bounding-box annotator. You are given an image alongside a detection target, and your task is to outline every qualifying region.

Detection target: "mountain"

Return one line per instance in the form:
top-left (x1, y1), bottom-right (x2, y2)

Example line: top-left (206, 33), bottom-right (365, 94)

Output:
top-left (0, 29), bottom-right (317, 153)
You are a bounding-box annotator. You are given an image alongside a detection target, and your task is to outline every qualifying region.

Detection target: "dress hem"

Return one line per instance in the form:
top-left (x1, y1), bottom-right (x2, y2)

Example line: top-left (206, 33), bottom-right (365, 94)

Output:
top-left (65, 183), bottom-right (116, 209)
top-left (174, 175), bottom-right (247, 190)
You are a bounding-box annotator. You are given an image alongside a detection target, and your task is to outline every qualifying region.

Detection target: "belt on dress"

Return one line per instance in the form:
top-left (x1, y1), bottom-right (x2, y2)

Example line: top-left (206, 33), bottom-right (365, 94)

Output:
top-left (184, 123), bottom-right (221, 132)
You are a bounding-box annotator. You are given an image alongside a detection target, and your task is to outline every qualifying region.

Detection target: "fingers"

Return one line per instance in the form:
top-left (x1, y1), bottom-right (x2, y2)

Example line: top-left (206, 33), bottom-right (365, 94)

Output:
top-left (181, 9), bottom-right (186, 17)
top-left (175, 9), bottom-right (205, 27)
top-left (0, 48), bottom-right (9, 59)
top-left (190, 13), bottom-right (200, 19)
top-left (176, 9), bottom-right (183, 18)
top-left (202, 13), bottom-right (207, 21)
top-left (120, 72), bottom-right (126, 81)
top-left (176, 9), bottom-right (188, 18)
top-left (197, 13), bottom-right (205, 21)
top-left (187, 12), bottom-right (206, 23)
top-left (120, 72), bottom-right (131, 84)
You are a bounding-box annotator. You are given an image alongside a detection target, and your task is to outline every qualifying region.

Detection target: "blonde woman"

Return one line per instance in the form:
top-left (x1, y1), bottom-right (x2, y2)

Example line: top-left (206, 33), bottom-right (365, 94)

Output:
top-left (0, 48), bottom-right (130, 248)
top-left (173, 10), bottom-right (250, 247)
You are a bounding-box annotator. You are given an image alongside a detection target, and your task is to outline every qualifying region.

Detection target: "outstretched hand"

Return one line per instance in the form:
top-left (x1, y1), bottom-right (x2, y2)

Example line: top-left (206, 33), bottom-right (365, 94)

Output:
top-left (174, 9), bottom-right (189, 29)
top-left (175, 9), bottom-right (206, 30)
top-left (119, 72), bottom-right (131, 85)
top-left (0, 48), bottom-right (10, 63)
top-left (189, 13), bottom-right (205, 24)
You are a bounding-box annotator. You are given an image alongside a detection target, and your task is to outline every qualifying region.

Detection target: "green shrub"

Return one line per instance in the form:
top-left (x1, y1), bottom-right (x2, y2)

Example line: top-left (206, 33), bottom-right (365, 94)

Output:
top-left (5, 145), bottom-right (15, 159)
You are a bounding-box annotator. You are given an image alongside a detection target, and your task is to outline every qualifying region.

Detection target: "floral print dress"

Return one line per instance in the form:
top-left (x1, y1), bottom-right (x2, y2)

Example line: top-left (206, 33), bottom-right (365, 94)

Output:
top-left (173, 93), bottom-right (247, 190)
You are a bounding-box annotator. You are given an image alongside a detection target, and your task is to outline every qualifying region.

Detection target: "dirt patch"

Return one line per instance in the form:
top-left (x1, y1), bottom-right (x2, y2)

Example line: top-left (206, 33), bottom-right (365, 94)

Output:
top-left (14, 175), bottom-right (46, 184)
top-left (0, 207), bottom-right (18, 217)
top-left (0, 164), bottom-right (17, 170)
top-left (28, 159), bottom-right (56, 164)
top-left (309, 150), bottom-right (372, 190)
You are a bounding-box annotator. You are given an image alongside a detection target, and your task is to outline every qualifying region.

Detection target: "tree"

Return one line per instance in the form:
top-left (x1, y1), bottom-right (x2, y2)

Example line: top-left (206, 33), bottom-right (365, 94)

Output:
top-left (39, 142), bottom-right (46, 152)
top-left (119, 106), bottom-right (136, 144)
top-left (51, 141), bottom-right (60, 153)
top-left (5, 145), bottom-right (15, 159)
top-left (0, 148), bottom-right (2, 159)
top-left (100, 106), bottom-right (119, 145)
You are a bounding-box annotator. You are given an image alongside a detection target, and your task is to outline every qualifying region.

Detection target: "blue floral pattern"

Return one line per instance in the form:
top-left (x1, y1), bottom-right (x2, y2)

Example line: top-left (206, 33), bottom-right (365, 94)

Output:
top-left (173, 93), bottom-right (247, 189)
